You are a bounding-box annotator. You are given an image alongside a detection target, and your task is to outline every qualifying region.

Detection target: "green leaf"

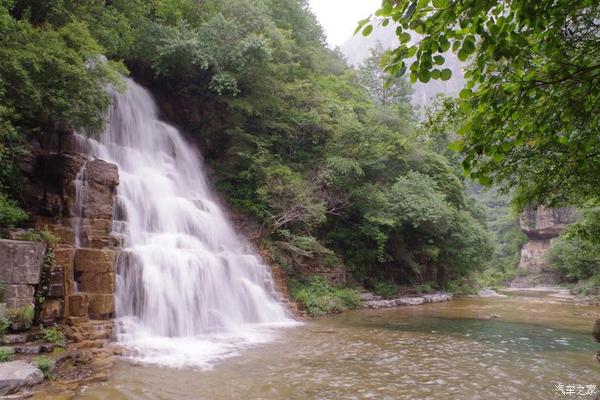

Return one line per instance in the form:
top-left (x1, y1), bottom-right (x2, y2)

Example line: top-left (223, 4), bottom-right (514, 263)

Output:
top-left (457, 49), bottom-right (469, 61)
top-left (418, 69), bottom-right (431, 83)
top-left (432, 0), bottom-right (450, 8)
top-left (459, 88), bottom-right (472, 99)
top-left (400, 32), bottom-right (411, 43)
top-left (362, 25), bottom-right (373, 36)
top-left (440, 68), bottom-right (452, 81)
top-left (433, 55), bottom-right (444, 65)
top-left (448, 141), bottom-right (465, 151)
top-left (478, 176), bottom-right (492, 185)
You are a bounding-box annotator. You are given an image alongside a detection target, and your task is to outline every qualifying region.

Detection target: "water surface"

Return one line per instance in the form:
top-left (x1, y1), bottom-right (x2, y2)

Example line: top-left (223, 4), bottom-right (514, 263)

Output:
top-left (74, 290), bottom-right (599, 400)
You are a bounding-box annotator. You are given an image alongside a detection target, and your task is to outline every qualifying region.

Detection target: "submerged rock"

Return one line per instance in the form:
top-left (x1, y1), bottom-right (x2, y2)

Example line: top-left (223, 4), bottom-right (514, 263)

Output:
top-left (593, 319), bottom-right (600, 343)
top-left (0, 361), bottom-right (43, 396)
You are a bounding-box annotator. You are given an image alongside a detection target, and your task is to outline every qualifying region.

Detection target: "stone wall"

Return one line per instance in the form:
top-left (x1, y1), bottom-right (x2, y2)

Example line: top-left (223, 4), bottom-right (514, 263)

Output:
top-left (512, 206), bottom-right (576, 287)
top-left (16, 139), bottom-right (120, 327)
top-left (0, 240), bottom-right (45, 309)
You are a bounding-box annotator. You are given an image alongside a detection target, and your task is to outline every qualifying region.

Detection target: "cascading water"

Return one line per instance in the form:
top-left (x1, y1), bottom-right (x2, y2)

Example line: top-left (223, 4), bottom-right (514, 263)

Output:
top-left (77, 78), bottom-right (294, 368)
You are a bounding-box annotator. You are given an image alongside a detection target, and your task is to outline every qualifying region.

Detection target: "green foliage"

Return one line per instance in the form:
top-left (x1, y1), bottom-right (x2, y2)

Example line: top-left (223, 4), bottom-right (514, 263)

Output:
top-left (415, 282), bottom-right (435, 294)
top-left (549, 208), bottom-right (600, 285)
top-left (0, 318), bottom-right (11, 338)
top-left (0, 347), bottom-right (15, 363)
top-left (372, 280), bottom-right (398, 299)
top-left (291, 277), bottom-right (361, 317)
top-left (365, 1), bottom-right (600, 207)
top-left (9, 304), bottom-right (34, 330)
top-left (17, 226), bottom-right (59, 248)
top-left (0, 193), bottom-right (27, 228)
top-left (40, 326), bottom-right (66, 347)
top-left (0, 0), bottom-right (497, 295)
top-left (34, 356), bottom-right (54, 379)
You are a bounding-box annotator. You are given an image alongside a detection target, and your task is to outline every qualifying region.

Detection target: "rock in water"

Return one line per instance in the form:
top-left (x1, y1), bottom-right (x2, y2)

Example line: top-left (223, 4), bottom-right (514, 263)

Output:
top-left (478, 288), bottom-right (506, 297)
top-left (593, 319), bottom-right (600, 343)
top-left (0, 361), bottom-right (44, 395)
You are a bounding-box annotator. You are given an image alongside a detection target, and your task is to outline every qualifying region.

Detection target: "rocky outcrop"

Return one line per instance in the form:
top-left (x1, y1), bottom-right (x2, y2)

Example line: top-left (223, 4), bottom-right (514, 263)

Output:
top-left (519, 206), bottom-right (576, 239)
top-left (15, 134), bottom-right (121, 329)
top-left (363, 292), bottom-right (452, 309)
top-left (0, 361), bottom-right (44, 396)
top-left (0, 240), bottom-right (45, 308)
top-left (513, 206), bottom-right (576, 287)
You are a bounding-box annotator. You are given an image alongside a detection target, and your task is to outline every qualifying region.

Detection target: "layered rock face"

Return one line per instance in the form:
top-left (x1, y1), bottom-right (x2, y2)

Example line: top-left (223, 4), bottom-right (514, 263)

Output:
top-left (513, 206), bottom-right (576, 287)
top-left (0, 240), bottom-right (45, 308)
top-left (17, 140), bottom-right (120, 330)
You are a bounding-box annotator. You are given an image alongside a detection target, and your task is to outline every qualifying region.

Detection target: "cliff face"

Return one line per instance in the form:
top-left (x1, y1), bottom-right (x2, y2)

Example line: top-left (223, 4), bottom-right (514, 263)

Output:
top-left (13, 133), bottom-right (120, 331)
top-left (512, 206), bottom-right (576, 286)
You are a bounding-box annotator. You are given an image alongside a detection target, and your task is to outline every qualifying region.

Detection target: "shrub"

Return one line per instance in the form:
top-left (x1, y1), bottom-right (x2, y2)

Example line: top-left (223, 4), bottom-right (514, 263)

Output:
top-left (0, 347), bottom-right (15, 363)
top-left (415, 282), bottom-right (435, 294)
top-left (40, 327), bottom-right (66, 347)
top-left (372, 280), bottom-right (398, 299)
top-left (34, 356), bottom-right (54, 379)
top-left (291, 276), bottom-right (360, 317)
top-left (0, 193), bottom-right (27, 227)
top-left (0, 318), bottom-right (10, 337)
top-left (9, 305), bottom-right (35, 330)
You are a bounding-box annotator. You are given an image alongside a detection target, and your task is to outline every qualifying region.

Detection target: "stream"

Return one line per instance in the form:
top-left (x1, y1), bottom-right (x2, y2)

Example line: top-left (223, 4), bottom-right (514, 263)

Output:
top-left (69, 289), bottom-right (598, 399)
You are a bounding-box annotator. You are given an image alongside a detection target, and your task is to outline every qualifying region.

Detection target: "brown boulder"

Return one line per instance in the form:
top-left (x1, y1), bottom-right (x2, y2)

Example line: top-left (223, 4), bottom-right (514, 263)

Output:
top-left (593, 319), bottom-right (600, 343)
top-left (87, 294), bottom-right (115, 318)
top-left (77, 272), bottom-right (115, 294)
top-left (68, 294), bottom-right (90, 317)
top-left (74, 248), bottom-right (117, 273)
top-left (39, 299), bottom-right (64, 323)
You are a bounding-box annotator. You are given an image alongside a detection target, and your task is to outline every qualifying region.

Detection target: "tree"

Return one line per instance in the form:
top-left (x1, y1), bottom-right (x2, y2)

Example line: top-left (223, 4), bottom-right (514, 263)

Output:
top-left (359, 0), bottom-right (600, 207)
top-left (358, 42), bottom-right (412, 110)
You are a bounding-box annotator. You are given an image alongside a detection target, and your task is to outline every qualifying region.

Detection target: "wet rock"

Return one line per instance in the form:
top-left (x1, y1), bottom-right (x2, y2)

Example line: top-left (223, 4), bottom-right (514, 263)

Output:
top-left (398, 297), bottom-right (427, 306)
top-left (593, 319), bottom-right (600, 343)
top-left (477, 288), bottom-right (506, 298)
top-left (86, 294), bottom-right (114, 318)
top-left (2, 334), bottom-right (31, 345)
top-left (74, 248), bottom-right (117, 273)
top-left (0, 361), bottom-right (44, 396)
top-left (14, 345), bottom-right (41, 355)
top-left (39, 299), bottom-right (64, 324)
top-left (423, 293), bottom-right (453, 303)
top-left (40, 344), bottom-right (55, 353)
top-left (68, 294), bottom-right (90, 317)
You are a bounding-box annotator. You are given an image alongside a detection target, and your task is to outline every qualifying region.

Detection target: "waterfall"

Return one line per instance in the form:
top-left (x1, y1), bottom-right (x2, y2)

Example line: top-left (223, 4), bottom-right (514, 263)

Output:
top-left (77, 78), bottom-right (294, 368)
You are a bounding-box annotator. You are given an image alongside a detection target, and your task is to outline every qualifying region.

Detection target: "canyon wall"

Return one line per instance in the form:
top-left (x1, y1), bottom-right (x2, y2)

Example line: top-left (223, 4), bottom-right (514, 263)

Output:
top-left (511, 206), bottom-right (576, 287)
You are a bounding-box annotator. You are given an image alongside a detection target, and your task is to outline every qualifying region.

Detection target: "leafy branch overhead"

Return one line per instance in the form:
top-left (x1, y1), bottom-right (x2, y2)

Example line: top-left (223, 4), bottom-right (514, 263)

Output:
top-left (360, 0), bottom-right (600, 207)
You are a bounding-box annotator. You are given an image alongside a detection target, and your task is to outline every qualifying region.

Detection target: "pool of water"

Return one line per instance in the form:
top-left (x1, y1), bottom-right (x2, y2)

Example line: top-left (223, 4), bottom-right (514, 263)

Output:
top-left (56, 290), bottom-right (600, 399)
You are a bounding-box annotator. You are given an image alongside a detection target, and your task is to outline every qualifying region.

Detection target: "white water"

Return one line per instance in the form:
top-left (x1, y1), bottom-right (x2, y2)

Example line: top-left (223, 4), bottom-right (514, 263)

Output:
top-left (77, 79), bottom-right (294, 369)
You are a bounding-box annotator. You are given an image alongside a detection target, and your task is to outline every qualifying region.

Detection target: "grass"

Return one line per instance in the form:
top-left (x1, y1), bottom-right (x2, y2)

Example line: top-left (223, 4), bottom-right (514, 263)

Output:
top-left (40, 326), bottom-right (66, 347)
top-left (0, 347), bottom-right (15, 363)
top-left (34, 356), bottom-right (54, 379)
top-left (291, 276), bottom-right (361, 317)
top-left (372, 280), bottom-right (398, 299)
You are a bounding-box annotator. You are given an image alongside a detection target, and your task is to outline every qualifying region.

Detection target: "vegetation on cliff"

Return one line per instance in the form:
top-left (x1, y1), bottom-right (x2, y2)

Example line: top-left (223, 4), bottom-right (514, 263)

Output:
top-left (0, 0), bottom-right (496, 303)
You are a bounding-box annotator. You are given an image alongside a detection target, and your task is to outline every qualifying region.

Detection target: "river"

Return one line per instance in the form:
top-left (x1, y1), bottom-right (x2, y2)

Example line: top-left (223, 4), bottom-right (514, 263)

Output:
top-left (58, 288), bottom-right (598, 400)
